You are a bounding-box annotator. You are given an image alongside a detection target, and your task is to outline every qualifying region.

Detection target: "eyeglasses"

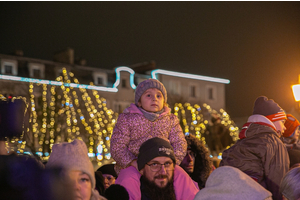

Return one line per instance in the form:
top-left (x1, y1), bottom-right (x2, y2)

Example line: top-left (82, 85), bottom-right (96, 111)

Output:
top-left (146, 161), bottom-right (174, 172)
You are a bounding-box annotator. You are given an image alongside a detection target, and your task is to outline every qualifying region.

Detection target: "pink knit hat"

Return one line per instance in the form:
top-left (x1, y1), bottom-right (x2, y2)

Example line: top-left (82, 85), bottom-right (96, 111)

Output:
top-left (135, 79), bottom-right (167, 105)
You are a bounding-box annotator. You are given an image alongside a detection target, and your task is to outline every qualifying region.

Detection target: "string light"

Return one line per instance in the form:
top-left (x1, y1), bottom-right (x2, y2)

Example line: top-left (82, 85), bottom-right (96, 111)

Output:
top-left (3, 67), bottom-right (236, 166)
top-left (173, 102), bottom-right (239, 147)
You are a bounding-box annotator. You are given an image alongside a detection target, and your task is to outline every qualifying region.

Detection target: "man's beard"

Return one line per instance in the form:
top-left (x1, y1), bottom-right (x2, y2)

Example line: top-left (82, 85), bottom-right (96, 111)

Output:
top-left (140, 174), bottom-right (176, 200)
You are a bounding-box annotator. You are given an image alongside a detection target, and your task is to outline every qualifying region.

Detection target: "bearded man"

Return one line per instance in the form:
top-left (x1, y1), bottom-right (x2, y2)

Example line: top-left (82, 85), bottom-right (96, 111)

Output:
top-left (116, 137), bottom-right (198, 200)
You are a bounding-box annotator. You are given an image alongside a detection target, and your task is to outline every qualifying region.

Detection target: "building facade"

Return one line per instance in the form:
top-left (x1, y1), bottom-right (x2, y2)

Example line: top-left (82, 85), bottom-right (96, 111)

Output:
top-left (0, 49), bottom-right (231, 164)
top-left (0, 49), bottom-right (230, 114)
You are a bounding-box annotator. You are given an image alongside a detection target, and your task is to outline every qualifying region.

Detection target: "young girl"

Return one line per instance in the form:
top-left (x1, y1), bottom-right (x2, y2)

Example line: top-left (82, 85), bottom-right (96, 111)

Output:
top-left (111, 78), bottom-right (187, 174)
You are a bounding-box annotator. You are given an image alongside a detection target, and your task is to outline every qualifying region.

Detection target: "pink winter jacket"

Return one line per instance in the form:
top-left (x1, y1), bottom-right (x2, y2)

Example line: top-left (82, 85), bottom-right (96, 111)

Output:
top-left (116, 166), bottom-right (199, 200)
top-left (111, 103), bottom-right (187, 173)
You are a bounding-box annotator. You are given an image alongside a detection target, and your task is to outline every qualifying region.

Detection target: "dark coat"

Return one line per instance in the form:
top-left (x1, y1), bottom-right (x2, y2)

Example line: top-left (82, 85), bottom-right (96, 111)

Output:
top-left (185, 134), bottom-right (212, 189)
top-left (220, 122), bottom-right (289, 200)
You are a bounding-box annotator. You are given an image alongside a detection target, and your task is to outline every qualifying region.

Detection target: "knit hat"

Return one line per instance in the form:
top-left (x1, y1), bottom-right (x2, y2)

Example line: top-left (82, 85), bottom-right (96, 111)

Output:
top-left (252, 96), bottom-right (286, 122)
top-left (135, 79), bottom-right (167, 105)
top-left (193, 166), bottom-right (272, 200)
top-left (46, 139), bottom-right (95, 188)
top-left (283, 114), bottom-right (300, 138)
top-left (137, 137), bottom-right (176, 171)
top-left (97, 164), bottom-right (118, 178)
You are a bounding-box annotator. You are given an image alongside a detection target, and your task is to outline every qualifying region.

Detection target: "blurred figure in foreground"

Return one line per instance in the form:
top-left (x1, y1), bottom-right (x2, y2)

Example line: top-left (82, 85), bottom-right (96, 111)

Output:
top-left (46, 139), bottom-right (106, 200)
top-left (0, 154), bottom-right (72, 200)
top-left (193, 166), bottom-right (272, 200)
top-left (280, 166), bottom-right (300, 200)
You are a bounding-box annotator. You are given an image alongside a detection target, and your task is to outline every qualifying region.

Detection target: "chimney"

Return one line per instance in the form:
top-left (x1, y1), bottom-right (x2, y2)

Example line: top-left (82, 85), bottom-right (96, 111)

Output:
top-left (75, 58), bottom-right (87, 66)
top-left (53, 47), bottom-right (74, 64)
top-left (14, 49), bottom-right (24, 56)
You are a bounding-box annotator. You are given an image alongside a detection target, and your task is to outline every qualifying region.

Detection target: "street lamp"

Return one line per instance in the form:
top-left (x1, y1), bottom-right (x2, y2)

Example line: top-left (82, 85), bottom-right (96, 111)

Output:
top-left (292, 75), bottom-right (300, 102)
top-left (292, 84), bottom-right (300, 102)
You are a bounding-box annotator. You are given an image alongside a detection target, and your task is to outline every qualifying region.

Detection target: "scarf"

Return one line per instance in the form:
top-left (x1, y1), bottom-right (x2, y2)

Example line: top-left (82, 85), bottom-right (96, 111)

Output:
top-left (138, 107), bottom-right (164, 122)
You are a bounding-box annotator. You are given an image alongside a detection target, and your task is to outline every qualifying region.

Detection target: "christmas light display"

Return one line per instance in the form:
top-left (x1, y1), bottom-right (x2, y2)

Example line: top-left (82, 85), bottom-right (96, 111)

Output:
top-left (24, 68), bottom-right (118, 166)
top-left (173, 102), bottom-right (239, 150)
top-left (2, 68), bottom-right (238, 165)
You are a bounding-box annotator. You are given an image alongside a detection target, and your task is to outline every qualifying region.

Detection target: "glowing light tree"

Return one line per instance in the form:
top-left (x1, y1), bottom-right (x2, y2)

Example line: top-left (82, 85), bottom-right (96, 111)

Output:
top-left (173, 102), bottom-right (239, 153)
top-left (25, 68), bottom-right (118, 166)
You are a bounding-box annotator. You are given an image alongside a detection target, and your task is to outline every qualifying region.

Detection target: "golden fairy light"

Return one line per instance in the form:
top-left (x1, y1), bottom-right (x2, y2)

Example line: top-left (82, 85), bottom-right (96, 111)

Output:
top-left (3, 68), bottom-right (237, 165)
top-left (173, 102), bottom-right (239, 145)
top-left (20, 68), bottom-right (118, 165)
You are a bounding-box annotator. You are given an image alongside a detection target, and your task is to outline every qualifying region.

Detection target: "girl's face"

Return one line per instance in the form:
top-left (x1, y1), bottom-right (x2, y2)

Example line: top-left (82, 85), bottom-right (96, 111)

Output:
top-left (138, 88), bottom-right (164, 112)
top-left (68, 170), bottom-right (92, 200)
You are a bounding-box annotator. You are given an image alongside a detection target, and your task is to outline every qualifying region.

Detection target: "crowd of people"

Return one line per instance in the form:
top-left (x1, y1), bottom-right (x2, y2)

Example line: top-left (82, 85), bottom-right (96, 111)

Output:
top-left (1, 79), bottom-right (300, 200)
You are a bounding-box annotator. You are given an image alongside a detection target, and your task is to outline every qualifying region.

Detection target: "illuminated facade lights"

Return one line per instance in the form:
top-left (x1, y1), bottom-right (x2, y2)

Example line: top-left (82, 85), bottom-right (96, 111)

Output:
top-left (151, 69), bottom-right (230, 84)
top-left (1, 62), bottom-right (234, 163)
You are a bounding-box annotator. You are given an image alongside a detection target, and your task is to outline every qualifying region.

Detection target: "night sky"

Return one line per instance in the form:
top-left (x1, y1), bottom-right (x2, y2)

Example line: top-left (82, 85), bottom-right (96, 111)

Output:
top-left (0, 2), bottom-right (300, 118)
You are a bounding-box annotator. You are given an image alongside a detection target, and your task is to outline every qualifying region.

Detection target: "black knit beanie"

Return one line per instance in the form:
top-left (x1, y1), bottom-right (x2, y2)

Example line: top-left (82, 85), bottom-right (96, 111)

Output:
top-left (97, 164), bottom-right (118, 178)
top-left (137, 137), bottom-right (176, 171)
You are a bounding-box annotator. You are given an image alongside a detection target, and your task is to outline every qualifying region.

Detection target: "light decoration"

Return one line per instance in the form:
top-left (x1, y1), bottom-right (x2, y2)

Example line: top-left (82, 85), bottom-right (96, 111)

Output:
top-left (0, 66), bottom-right (140, 91)
top-left (151, 69), bottom-right (230, 84)
top-left (2, 66), bottom-right (235, 165)
top-left (14, 68), bottom-right (118, 166)
top-left (113, 66), bottom-right (136, 89)
top-left (173, 102), bottom-right (239, 152)
top-left (0, 74), bottom-right (118, 92)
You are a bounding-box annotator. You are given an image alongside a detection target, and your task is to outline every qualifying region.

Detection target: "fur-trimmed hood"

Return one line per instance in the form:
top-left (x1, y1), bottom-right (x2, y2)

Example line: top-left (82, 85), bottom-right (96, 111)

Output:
top-left (185, 134), bottom-right (212, 189)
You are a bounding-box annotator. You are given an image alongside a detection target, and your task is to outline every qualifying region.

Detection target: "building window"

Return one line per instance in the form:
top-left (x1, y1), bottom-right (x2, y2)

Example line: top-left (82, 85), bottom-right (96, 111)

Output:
top-left (208, 88), bottom-right (214, 100)
top-left (122, 79), bottom-right (127, 88)
top-left (93, 72), bottom-right (107, 86)
top-left (4, 65), bottom-right (13, 75)
top-left (1, 60), bottom-right (17, 75)
top-left (97, 77), bottom-right (103, 85)
top-left (205, 85), bottom-right (217, 101)
top-left (33, 69), bottom-right (41, 78)
top-left (28, 63), bottom-right (45, 79)
top-left (190, 85), bottom-right (196, 97)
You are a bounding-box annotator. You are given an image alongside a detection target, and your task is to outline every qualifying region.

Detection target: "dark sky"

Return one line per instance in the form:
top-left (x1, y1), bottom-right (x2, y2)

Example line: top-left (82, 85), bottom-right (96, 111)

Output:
top-left (1, 2), bottom-right (300, 118)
